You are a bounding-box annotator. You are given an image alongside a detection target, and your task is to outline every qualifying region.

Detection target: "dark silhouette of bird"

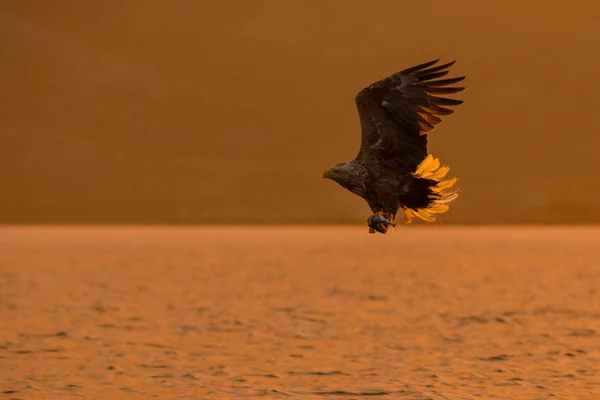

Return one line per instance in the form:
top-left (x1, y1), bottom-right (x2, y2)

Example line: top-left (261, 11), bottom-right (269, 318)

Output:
top-left (323, 59), bottom-right (465, 234)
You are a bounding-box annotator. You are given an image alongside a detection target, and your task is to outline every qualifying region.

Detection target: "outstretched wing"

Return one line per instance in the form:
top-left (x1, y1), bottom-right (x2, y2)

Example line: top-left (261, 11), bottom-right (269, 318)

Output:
top-left (354, 59), bottom-right (465, 173)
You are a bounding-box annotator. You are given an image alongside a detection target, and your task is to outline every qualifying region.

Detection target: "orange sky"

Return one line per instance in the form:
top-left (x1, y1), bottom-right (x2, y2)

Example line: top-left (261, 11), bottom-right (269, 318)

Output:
top-left (2, 1), bottom-right (600, 224)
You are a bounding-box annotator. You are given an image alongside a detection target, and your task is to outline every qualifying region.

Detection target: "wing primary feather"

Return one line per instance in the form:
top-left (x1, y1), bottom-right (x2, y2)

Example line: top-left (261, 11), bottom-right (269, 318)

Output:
top-left (398, 59), bottom-right (440, 75)
top-left (417, 70), bottom-right (450, 82)
top-left (427, 104), bottom-right (455, 115)
top-left (413, 61), bottom-right (456, 77)
top-left (424, 87), bottom-right (465, 95)
top-left (417, 120), bottom-right (435, 132)
top-left (429, 96), bottom-right (464, 106)
top-left (417, 111), bottom-right (442, 126)
top-left (420, 76), bottom-right (466, 87)
top-left (416, 105), bottom-right (451, 117)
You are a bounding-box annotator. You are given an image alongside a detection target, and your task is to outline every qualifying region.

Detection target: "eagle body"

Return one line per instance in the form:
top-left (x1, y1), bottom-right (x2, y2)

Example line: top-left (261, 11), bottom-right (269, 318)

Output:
top-left (323, 59), bottom-right (465, 234)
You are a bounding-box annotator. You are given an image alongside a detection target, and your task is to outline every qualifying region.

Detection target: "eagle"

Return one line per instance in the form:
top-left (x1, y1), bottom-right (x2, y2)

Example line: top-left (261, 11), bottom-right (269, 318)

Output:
top-left (323, 59), bottom-right (465, 234)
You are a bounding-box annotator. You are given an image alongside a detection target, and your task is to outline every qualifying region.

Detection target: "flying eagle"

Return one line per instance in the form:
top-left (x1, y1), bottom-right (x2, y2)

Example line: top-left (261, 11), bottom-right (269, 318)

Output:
top-left (323, 59), bottom-right (465, 234)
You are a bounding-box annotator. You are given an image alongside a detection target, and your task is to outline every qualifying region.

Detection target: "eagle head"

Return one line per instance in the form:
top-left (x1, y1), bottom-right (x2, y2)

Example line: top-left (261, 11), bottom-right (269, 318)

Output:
top-left (323, 161), bottom-right (366, 197)
top-left (322, 163), bottom-right (348, 181)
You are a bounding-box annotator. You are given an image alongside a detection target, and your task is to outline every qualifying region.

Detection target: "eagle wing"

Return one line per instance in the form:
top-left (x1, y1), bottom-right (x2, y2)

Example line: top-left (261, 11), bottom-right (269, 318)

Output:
top-left (354, 59), bottom-right (465, 173)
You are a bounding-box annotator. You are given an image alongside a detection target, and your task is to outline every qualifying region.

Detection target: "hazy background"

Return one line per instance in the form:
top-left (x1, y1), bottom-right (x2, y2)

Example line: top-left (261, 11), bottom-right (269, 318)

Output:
top-left (2, 0), bottom-right (599, 225)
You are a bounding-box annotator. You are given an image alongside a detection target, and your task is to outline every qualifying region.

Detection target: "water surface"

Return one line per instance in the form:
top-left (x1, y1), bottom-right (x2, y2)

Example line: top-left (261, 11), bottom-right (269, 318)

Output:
top-left (1, 226), bottom-right (599, 398)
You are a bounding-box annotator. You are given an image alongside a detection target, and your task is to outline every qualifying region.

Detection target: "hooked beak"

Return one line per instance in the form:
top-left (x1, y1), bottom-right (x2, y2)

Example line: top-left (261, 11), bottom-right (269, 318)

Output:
top-left (323, 170), bottom-right (332, 179)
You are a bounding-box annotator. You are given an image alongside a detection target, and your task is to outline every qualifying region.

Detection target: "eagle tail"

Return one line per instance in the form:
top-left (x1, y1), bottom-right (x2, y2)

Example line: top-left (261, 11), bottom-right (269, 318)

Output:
top-left (401, 154), bottom-right (459, 223)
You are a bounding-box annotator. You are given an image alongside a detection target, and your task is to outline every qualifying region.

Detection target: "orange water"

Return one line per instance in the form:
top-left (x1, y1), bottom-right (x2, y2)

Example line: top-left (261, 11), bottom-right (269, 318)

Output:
top-left (1, 226), bottom-right (599, 398)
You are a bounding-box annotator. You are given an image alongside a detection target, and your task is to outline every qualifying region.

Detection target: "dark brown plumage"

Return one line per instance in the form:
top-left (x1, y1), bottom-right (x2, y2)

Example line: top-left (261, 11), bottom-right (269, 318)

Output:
top-left (323, 59), bottom-right (465, 234)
